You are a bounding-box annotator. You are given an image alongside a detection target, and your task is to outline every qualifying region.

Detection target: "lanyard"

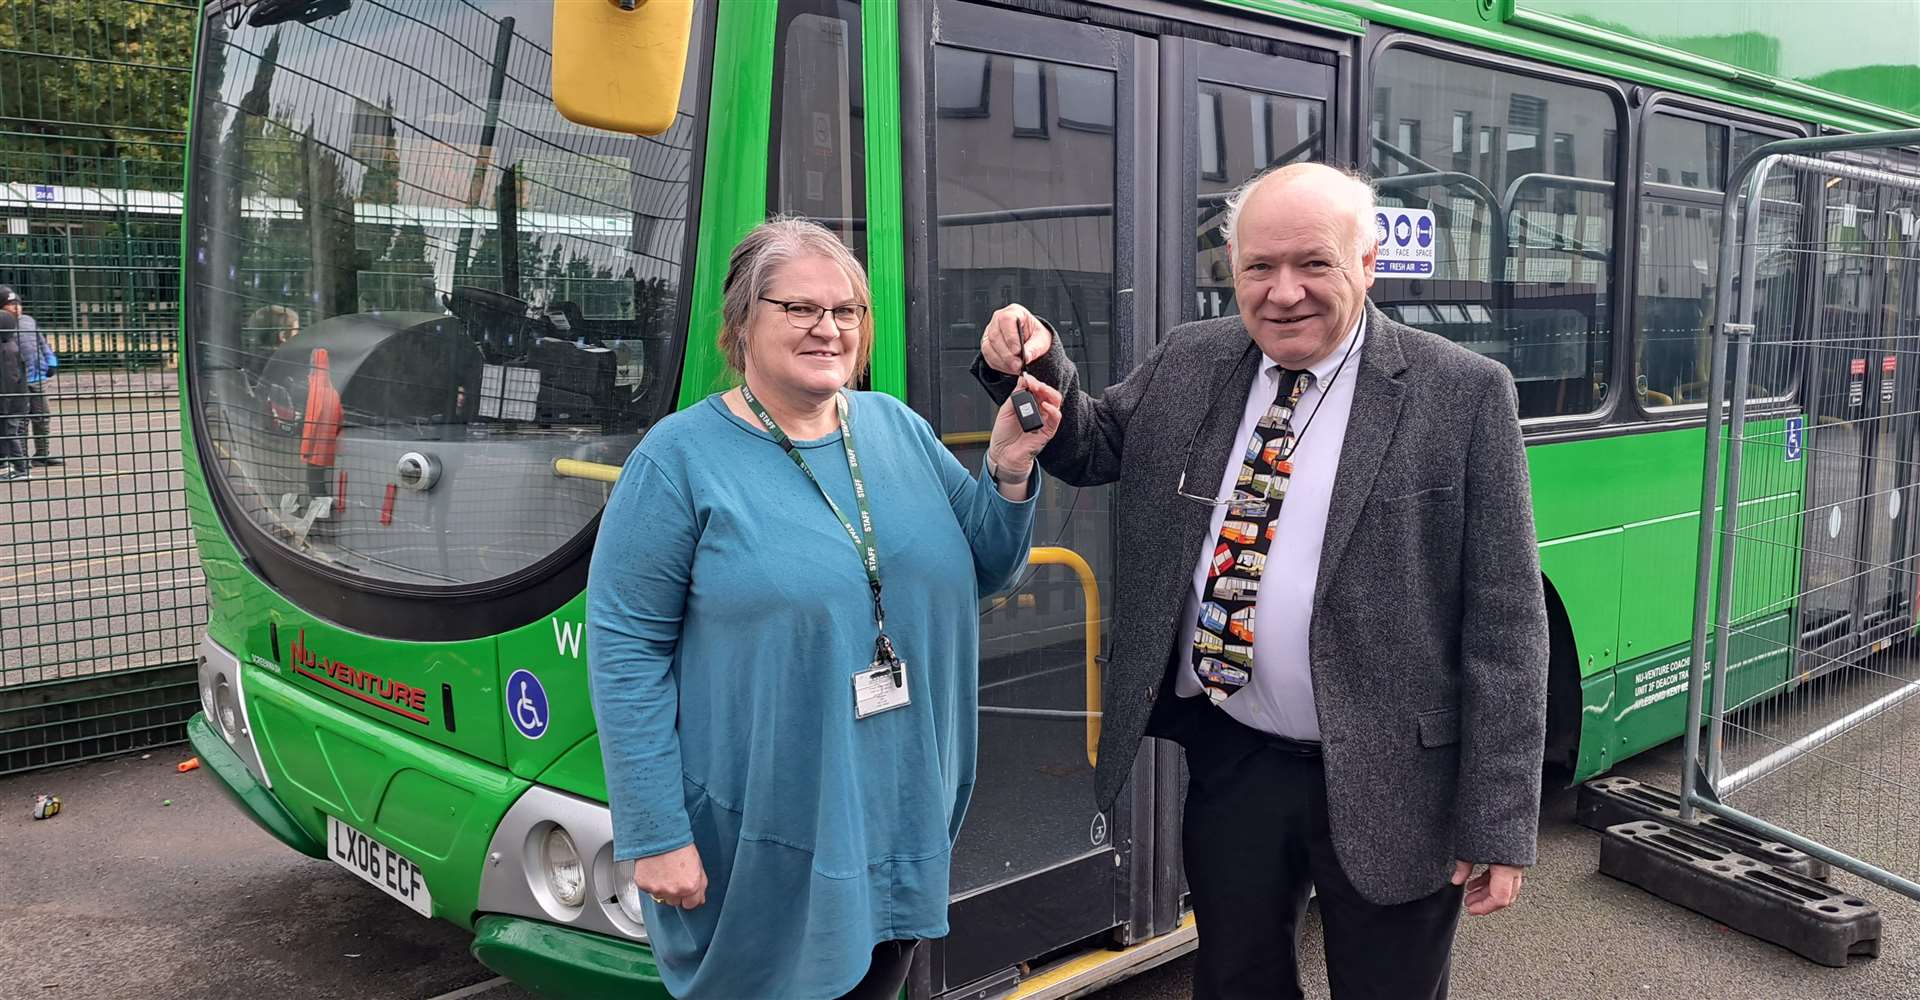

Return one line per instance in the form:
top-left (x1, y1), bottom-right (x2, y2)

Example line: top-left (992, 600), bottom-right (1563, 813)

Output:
top-left (740, 385), bottom-right (891, 640)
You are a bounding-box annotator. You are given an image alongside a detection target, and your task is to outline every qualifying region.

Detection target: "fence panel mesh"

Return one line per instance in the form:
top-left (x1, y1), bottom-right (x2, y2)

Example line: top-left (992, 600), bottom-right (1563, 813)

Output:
top-left (0, 0), bottom-right (204, 773)
top-left (1698, 137), bottom-right (1920, 899)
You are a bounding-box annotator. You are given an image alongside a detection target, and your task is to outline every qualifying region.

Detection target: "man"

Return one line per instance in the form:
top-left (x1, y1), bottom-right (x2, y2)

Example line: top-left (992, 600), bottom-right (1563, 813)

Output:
top-left (973, 162), bottom-right (1548, 1000)
top-left (240, 304), bottom-right (300, 384)
top-left (0, 311), bottom-right (29, 482)
top-left (0, 287), bottom-right (58, 466)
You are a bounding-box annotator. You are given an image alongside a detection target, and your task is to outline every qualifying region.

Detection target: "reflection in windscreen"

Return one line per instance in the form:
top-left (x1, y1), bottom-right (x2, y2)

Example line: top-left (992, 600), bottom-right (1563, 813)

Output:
top-left (188, 1), bottom-right (703, 586)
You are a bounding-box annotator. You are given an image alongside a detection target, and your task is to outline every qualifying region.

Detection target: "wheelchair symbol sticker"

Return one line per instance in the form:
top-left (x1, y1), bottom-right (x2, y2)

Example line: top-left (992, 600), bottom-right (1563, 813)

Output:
top-left (507, 669), bottom-right (549, 740)
top-left (1785, 416), bottom-right (1804, 463)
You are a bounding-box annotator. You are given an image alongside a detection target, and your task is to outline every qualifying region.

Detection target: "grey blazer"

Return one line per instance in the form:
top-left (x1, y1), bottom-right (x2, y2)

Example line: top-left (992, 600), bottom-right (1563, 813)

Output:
top-left (976, 301), bottom-right (1550, 905)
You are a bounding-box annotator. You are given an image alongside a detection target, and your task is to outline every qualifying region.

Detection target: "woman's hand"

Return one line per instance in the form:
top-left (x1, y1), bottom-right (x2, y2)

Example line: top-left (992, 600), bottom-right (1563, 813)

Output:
top-left (632, 842), bottom-right (708, 909)
top-left (985, 374), bottom-right (1063, 500)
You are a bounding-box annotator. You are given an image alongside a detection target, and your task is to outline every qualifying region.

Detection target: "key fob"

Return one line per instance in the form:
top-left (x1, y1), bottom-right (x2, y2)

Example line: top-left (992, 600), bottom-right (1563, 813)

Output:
top-left (1009, 388), bottom-right (1043, 432)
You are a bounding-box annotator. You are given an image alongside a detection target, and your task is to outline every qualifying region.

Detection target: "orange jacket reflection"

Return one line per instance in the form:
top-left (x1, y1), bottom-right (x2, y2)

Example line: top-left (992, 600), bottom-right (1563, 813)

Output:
top-left (299, 348), bottom-right (343, 468)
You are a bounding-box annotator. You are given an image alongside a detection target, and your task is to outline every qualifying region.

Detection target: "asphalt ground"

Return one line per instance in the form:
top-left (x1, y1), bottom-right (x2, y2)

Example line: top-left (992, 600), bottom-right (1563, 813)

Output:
top-left (6, 703), bottom-right (1920, 1000)
top-left (0, 374), bottom-right (204, 690)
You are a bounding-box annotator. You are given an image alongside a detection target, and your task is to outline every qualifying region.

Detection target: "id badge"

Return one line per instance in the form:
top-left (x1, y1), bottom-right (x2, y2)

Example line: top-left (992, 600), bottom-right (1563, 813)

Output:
top-left (853, 659), bottom-right (910, 719)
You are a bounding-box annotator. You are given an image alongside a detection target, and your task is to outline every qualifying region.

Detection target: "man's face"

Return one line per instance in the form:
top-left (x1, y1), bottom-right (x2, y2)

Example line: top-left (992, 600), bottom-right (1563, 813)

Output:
top-left (1229, 179), bottom-right (1377, 369)
top-left (2, 302), bottom-right (18, 318)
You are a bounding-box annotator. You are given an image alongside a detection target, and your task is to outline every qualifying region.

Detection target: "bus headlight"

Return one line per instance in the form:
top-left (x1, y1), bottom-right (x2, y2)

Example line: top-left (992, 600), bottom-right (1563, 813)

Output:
top-left (614, 859), bottom-right (646, 923)
top-left (196, 636), bottom-right (270, 790)
top-left (213, 675), bottom-right (243, 743)
top-left (543, 826), bottom-right (586, 908)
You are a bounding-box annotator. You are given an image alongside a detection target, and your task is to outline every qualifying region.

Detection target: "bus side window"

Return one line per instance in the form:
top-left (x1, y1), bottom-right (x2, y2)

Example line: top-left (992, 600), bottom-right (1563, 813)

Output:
top-left (1369, 47), bottom-right (1621, 421)
top-left (769, 1), bottom-right (867, 263)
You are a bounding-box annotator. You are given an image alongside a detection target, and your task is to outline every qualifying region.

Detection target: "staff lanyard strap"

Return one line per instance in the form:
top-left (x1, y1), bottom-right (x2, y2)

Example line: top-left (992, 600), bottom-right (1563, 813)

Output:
top-left (740, 385), bottom-right (887, 633)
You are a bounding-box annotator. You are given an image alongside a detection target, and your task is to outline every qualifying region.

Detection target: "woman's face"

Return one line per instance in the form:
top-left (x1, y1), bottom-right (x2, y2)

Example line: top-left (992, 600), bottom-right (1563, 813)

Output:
top-left (742, 255), bottom-right (862, 398)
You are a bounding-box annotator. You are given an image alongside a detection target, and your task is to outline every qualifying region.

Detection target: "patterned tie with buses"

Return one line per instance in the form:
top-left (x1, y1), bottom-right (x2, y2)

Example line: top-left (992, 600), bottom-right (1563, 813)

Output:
top-left (1190, 369), bottom-right (1312, 704)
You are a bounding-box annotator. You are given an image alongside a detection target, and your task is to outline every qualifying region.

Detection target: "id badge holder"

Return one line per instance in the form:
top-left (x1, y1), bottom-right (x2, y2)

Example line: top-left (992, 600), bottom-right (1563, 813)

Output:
top-left (853, 635), bottom-right (910, 719)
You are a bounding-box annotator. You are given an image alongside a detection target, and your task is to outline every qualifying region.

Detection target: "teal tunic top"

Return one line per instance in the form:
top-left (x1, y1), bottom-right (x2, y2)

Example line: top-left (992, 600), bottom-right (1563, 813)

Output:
top-left (587, 391), bottom-right (1038, 999)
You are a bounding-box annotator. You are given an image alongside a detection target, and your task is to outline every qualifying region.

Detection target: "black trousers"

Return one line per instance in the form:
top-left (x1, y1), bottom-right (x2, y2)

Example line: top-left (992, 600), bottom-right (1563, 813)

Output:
top-left (1182, 714), bottom-right (1463, 1000)
top-left (24, 385), bottom-right (48, 457)
top-left (832, 939), bottom-right (917, 1000)
top-left (0, 413), bottom-right (25, 471)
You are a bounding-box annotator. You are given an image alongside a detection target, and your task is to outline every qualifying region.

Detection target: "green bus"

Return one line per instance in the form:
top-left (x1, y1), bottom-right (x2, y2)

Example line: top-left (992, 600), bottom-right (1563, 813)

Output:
top-left (182, 1), bottom-right (1920, 996)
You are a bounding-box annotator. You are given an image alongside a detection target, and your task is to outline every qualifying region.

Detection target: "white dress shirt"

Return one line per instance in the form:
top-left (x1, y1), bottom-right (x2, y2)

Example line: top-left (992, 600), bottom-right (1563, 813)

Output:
top-left (1174, 317), bottom-right (1364, 741)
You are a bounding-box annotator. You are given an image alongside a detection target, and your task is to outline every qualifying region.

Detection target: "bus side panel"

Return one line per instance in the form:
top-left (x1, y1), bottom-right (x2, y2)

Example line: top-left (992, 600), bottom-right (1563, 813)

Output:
top-left (498, 594), bottom-right (595, 781)
top-left (1537, 529), bottom-right (1623, 678)
top-left (1608, 611), bottom-right (1795, 765)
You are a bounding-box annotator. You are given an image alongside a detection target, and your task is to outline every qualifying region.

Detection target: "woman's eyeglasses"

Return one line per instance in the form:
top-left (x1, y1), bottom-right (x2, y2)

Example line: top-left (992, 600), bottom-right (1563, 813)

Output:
top-left (759, 297), bottom-right (869, 331)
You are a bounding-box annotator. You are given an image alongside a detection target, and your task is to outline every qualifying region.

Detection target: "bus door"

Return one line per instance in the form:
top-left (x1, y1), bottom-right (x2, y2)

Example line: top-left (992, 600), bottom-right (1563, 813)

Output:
top-left (912, 6), bottom-right (1143, 993)
top-left (1798, 163), bottom-right (1920, 670)
top-left (1160, 31), bottom-right (1339, 935)
top-left (905, 1), bottom-right (1342, 993)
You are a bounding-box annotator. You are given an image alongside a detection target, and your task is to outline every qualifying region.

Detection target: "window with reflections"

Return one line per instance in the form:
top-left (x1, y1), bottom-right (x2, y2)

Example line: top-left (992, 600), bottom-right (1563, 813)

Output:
top-left (1370, 49), bottom-right (1618, 419)
top-left (1635, 114), bottom-right (1801, 408)
top-left (927, 40), bottom-right (1119, 894)
top-left (771, 1), bottom-right (866, 260)
top-left (189, 1), bottom-right (708, 588)
top-left (1192, 84), bottom-right (1324, 321)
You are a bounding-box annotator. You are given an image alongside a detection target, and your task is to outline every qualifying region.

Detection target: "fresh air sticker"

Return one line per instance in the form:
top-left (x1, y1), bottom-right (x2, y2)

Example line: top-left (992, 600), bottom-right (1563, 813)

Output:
top-left (1374, 207), bottom-right (1436, 277)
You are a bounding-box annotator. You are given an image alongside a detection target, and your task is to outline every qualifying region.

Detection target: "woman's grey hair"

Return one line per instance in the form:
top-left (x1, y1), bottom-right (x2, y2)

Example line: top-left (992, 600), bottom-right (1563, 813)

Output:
top-left (719, 216), bottom-right (874, 382)
top-left (1219, 162), bottom-right (1380, 263)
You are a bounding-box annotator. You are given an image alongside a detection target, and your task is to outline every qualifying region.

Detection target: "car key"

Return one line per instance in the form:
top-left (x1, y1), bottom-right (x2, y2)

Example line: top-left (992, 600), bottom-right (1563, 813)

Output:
top-left (1008, 317), bottom-right (1044, 432)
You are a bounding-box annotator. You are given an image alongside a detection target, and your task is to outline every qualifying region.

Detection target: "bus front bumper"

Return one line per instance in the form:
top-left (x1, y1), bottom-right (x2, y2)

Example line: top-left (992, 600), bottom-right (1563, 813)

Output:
top-left (471, 914), bottom-right (668, 1000)
top-left (186, 711), bottom-right (326, 859)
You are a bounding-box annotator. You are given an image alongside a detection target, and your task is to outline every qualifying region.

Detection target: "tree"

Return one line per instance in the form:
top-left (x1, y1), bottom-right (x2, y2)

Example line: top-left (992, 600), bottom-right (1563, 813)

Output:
top-left (0, 0), bottom-right (198, 171)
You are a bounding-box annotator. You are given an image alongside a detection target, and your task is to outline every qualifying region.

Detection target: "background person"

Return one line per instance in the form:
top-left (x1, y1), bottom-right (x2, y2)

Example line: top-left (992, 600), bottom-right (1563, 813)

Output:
top-left (0, 287), bottom-right (58, 466)
top-left (242, 303), bottom-right (300, 382)
top-left (0, 311), bottom-right (30, 482)
top-left (586, 218), bottom-right (1061, 1000)
top-left (972, 162), bottom-right (1549, 1000)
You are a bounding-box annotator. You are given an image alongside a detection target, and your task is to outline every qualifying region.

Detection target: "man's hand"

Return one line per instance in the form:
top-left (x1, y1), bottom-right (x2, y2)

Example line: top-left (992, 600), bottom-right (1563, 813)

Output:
top-left (1451, 860), bottom-right (1524, 915)
top-left (632, 842), bottom-right (708, 910)
top-left (980, 303), bottom-right (1052, 376)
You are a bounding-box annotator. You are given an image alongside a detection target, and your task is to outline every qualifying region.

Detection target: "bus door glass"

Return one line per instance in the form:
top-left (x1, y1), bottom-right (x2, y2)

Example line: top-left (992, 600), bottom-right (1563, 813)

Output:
top-left (915, 1), bottom-right (1138, 992)
top-left (1803, 146), bottom-right (1920, 658)
top-left (1183, 40), bottom-right (1334, 325)
top-left (1801, 158), bottom-right (1891, 658)
top-left (1165, 30), bottom-right (1338, 930)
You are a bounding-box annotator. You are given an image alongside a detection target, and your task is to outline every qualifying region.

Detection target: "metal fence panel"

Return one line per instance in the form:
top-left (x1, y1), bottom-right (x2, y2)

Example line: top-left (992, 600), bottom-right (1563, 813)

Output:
top-left (0, 0), bottom-right (204, 773)
top-left (1685, 130), bottom-right (1920, 901)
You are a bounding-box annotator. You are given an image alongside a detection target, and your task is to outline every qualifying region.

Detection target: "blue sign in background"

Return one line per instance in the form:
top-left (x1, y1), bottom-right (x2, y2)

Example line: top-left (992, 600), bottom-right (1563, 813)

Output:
top-left (1785, 416), bottom-right (1804, 463)
top-left (1374, 207), bottom-right (1436, 277)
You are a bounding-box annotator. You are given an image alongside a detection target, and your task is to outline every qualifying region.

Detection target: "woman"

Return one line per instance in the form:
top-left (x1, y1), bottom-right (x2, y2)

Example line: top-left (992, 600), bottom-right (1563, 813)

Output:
top-left (587, 217), bottom-right (1062, 999)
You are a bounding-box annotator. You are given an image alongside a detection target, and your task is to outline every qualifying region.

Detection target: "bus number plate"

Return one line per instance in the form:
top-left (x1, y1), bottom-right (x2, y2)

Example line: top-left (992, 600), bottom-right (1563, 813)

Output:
top-left (328, 815), bottom-right (433, 918)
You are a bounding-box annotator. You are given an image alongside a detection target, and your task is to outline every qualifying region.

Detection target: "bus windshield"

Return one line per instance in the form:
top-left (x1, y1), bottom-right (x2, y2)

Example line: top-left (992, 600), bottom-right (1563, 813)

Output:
top-left (187, 0), bottom-right (707, 588)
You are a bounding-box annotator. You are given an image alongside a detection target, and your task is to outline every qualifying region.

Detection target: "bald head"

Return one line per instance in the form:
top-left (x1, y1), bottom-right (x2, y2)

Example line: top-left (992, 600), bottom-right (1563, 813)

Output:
top-left (1221, 162), bottom-right (1378, 265)
top-left (1223, 162), bottom-right (1380, 368)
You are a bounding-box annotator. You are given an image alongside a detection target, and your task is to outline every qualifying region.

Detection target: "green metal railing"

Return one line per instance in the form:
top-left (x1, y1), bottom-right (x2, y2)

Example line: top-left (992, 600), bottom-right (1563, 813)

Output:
top-left (0, 0), bottom-right (204, 773)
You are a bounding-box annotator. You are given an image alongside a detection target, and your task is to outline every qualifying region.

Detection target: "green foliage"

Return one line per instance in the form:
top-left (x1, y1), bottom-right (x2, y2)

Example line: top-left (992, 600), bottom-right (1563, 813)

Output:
top-left (0, 0), bottom-right (198, 167)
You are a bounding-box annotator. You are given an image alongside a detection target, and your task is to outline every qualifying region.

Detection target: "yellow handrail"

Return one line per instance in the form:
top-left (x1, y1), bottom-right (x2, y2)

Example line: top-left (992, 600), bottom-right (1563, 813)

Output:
top-left (553, 458), bottom-right (622, 483)
top-left (1027, 546), bottom-right (1103, 767)
top-left (547, 458), bottom-right (1104, 764)
top-left (941, 430), bottom-right (992, 446)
